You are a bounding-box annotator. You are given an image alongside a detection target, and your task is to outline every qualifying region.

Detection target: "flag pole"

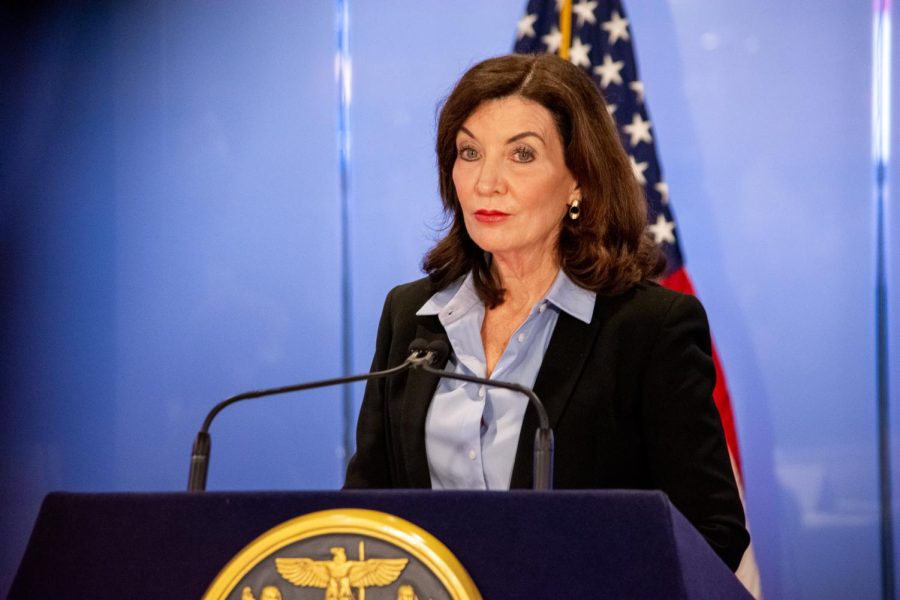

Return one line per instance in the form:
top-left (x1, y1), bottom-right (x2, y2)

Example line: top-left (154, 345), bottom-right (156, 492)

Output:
top-left (559, 0), bottom-right (573, 59)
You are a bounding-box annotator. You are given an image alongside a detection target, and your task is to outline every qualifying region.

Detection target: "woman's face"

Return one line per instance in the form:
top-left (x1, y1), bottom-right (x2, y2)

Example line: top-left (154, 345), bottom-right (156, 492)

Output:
top-left (452, 95), bottom-right (578, 264)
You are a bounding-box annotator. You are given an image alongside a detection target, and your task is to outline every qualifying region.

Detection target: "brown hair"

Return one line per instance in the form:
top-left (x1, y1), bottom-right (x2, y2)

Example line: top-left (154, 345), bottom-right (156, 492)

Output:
top-left (423, 53), bottom-right (662, 307)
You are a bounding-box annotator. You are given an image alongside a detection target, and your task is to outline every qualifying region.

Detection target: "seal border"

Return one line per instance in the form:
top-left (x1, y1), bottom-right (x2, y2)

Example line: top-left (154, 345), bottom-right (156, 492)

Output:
top-left (202, 508), bottom-right (483, 600)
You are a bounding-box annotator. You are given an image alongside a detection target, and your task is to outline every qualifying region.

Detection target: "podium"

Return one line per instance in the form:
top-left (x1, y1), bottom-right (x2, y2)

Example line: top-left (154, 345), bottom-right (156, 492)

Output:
top-left (10, 490), bottom-right (749, 598)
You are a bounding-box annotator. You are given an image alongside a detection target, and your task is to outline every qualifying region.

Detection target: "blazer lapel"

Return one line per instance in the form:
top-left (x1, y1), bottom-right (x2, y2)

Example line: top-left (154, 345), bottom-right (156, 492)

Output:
top-left (400, 314), bottom-right (450, 488)
top-left (508, 297), bottom-right (611, 488)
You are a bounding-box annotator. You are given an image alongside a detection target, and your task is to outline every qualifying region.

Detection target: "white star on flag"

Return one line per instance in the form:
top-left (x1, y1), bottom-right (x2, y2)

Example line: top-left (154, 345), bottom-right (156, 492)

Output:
top-left (517, 13), bottom-right (538, 39)
top-left (629, 155), bottom-right (648, 184)
top-left (655, 181), bottom-right (669, 204)
top-left (542, 26), bottom-right (562, 54)
top-left (648, 214), bottom-right (676, 244)
top-left (623, 113), bottom-right (653, 146)
top-left (606, 104), bottom-right (617, 116)
top-left (568, 37), bottom-right (593, 68)
top-left (572, 0), bottom-right (598, 27)
top-left (629, 80), bottom-right (645, 103)
top-left (592, 54), bottom-right (624, 87)
top-left (602, 10), bottom-right (630, 44)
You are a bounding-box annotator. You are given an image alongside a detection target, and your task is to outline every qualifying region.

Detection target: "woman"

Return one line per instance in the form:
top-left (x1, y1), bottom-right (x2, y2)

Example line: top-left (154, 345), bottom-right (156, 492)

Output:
top-left (344, 54), bottom-right (749, 571)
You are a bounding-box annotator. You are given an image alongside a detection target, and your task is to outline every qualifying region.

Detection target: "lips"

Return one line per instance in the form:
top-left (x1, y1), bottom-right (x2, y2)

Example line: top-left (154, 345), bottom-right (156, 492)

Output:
top-left (473, 209), bottom-right (510, 223)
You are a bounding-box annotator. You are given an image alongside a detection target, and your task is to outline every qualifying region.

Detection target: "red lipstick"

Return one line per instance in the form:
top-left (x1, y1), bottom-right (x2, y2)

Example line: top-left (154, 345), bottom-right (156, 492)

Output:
top-left (474, 209), bottom-right (510, 223)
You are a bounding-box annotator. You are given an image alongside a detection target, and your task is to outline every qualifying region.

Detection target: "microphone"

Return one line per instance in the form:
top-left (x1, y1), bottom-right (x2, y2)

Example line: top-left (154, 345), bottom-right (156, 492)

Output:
top-left (186, 343), bottom-right (430, 492)
top-left (413, 340), bottom-right (555, 491)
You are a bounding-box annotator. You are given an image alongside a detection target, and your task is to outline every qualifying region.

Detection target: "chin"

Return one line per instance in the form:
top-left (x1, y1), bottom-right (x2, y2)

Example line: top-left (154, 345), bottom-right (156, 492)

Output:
top-left (468, 238), bottom-right (507, 256)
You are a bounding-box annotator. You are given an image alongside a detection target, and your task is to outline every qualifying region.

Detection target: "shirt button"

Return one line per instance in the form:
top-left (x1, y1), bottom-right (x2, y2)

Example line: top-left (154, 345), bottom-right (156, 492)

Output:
top-left (468, 449), bottom-right (477, 460)
top-left (539, 303), bottom-right (547, 313)
top-left (517, 333), bottom-right (526, 343)
top-left (478, 386), bottom-right (485, 398)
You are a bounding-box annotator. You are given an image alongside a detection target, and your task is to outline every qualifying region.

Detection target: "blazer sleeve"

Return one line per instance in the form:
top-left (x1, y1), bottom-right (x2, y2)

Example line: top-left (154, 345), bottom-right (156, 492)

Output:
top-left (641, 292), bottom-right (750, 571)
top-left (343, 288), bottom-right (396, 488)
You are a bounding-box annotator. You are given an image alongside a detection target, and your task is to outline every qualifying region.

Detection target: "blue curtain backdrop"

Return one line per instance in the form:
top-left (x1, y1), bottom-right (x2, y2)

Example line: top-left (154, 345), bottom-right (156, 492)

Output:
top-left (0, 2), bottom-right (896, 598)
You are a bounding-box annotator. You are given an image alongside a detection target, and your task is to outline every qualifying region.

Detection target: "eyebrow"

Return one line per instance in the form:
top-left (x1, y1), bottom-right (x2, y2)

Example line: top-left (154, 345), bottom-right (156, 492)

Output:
top-left (458, 126), bottom-right (545, 145)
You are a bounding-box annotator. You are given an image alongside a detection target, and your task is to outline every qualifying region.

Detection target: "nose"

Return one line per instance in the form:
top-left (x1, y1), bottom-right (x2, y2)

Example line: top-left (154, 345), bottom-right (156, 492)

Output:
top-left (475, 156), bottom-right (507, 196)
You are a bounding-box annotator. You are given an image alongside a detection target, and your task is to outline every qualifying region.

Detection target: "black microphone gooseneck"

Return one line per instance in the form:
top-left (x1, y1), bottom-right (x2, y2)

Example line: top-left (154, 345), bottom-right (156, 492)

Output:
top-left (186, 340), bottom-right (433, 492)
top-left (413, 340), bottom-right (555, 491)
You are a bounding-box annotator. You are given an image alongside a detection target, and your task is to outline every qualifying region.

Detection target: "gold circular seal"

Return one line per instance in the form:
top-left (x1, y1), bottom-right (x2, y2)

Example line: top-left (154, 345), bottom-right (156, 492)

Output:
top-left (203, 508), bottom-right (482, 600)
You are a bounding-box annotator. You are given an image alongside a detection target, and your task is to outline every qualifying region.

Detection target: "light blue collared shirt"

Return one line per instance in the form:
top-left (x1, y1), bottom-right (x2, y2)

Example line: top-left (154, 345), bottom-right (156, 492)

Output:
top-left (416, 270), bottom-right (596, 490)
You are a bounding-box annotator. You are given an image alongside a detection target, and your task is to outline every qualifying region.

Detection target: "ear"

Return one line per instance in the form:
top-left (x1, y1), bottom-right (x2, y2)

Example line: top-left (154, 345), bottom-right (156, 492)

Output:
top-left (567, 184), bottom-right (581, 205)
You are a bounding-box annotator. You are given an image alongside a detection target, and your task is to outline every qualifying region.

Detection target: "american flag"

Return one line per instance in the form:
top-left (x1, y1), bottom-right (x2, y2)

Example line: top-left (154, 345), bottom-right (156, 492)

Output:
top-left (514, 0), bottom-right (681, 278)
top-left (514, 1), bottom-right (761, 595)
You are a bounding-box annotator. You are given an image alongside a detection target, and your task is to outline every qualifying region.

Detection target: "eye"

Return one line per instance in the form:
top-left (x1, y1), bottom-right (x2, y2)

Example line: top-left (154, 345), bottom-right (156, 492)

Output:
top-left (512, 145), bottom-right (535, 163)
top-left (457, 145), bottom-right (479, 161)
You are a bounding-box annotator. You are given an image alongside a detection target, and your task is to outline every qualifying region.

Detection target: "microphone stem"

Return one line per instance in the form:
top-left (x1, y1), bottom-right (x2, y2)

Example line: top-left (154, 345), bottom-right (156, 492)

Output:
top-left (200, 361), bottom-right (412, 434)
top-left (187, 360), bottom-right (414, 492)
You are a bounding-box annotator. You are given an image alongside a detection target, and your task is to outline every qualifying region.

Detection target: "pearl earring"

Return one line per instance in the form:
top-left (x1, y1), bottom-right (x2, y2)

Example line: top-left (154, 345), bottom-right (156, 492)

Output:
top-left (568, 198), bottom-right (581, 220)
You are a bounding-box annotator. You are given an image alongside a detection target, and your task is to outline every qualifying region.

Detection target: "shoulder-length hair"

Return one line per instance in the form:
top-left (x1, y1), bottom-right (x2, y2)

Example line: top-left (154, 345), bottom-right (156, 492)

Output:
top-left (423, 53), bottom-right (662, 307)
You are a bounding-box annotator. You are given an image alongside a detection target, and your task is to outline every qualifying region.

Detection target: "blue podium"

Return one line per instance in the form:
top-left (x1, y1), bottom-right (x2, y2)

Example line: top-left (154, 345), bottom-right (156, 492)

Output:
top-left (11, 490), bottom-right (749, 599)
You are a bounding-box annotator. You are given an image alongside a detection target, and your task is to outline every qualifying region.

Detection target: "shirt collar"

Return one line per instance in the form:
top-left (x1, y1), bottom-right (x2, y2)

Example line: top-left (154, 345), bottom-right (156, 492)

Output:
top-left (416, 272), bottom-right (480, 326)
top-left (417, 270), bottom-right (595, 325)
top-left (545, 270), bottom-right (596, 324)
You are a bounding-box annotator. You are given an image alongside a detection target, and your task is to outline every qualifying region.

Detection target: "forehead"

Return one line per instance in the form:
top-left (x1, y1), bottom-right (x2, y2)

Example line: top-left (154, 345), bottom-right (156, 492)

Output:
top-left (459, 96), bottom-right (558, 140)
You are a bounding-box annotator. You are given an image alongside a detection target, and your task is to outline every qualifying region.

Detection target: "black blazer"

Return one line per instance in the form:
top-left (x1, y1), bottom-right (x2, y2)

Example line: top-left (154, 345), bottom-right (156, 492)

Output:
top-left (345, 276), bottom-right (750, 570)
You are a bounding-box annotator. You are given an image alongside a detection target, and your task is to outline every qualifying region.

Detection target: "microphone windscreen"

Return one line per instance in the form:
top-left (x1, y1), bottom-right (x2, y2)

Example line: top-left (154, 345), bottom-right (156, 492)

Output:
top-left (426, 340), bottom-right (450, 365)
top-left (408, 338), bottom-right (429, 355)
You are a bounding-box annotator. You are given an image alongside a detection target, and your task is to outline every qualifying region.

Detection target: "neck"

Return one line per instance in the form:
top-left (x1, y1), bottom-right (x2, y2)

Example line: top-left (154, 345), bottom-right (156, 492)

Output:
top-left (491, 251), bottom-right (560, 310)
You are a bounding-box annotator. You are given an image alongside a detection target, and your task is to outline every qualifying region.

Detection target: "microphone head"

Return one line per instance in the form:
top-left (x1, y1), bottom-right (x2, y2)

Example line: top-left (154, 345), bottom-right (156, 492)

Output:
top-left (408, 338), bottom-right (429, 356)
top-left (425, 340), bottom-right (450, 365)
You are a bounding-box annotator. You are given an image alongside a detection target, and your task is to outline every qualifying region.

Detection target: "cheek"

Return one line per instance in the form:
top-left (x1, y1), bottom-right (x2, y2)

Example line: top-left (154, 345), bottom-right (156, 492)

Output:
top-left (451, 161), bottom-right (466, 187)
top-left (452, 166), bottom-right (474, 206)
top-left (530, 179), bottom-right (570, 215)
top-left (538, 200), bottom-right (568, 233)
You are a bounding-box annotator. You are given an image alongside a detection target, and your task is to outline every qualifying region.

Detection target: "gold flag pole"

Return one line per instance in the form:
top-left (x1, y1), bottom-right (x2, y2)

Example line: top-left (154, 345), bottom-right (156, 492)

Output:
top-left (559, 0), bottom-right (573, 59)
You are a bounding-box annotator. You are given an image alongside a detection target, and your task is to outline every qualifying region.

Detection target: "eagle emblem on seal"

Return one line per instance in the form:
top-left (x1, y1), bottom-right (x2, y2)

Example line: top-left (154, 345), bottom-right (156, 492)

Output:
top-left (275, 542), bottom-right (408, 600)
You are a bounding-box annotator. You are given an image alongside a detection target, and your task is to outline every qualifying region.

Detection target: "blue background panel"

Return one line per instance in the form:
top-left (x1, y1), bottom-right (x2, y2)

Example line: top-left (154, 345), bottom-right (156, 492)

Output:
top-left (1, 1), bottom-right (343, 594)
top-left (108, 0), bottom-right (344, 492)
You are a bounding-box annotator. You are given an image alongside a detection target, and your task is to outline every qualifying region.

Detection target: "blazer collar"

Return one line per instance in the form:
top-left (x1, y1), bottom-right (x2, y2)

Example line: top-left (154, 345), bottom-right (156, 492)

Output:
top-left (508, 293), bottom-right (614, 489)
